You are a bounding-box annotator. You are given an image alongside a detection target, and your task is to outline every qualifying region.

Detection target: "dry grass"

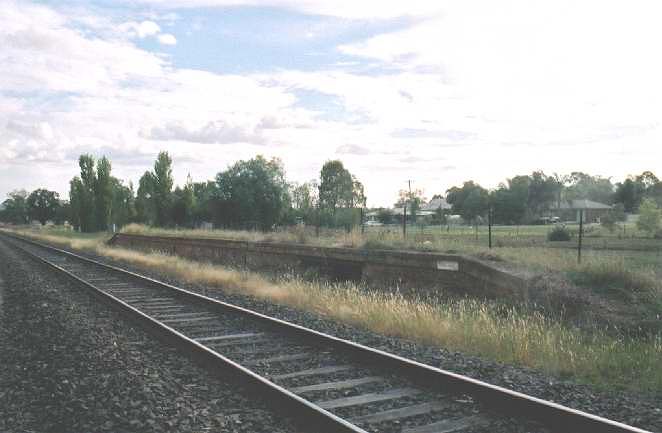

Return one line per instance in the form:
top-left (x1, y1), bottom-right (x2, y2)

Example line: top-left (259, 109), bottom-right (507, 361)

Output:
top-left (6, 229), bottom-right (109, 251)
top-left (121, 224), bottom-right (660, 280)
top-left (5, 227), bottom-right (662, 394)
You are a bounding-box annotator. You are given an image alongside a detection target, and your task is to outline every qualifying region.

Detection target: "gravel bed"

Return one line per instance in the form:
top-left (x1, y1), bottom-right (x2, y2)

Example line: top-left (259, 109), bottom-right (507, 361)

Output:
top-left (0, 238), bottom-right (300, 433)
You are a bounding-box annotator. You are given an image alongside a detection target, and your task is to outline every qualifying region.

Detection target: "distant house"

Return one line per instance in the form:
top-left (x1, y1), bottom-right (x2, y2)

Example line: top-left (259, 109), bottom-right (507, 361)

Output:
top-left (551, 199), bottom-right (612, 223)
top-left (366, 198), bottom-right (453, 225)
top-left (391, 207), bottom-right (435, 220)
top-left (365, 207), bottom-right (434, 224)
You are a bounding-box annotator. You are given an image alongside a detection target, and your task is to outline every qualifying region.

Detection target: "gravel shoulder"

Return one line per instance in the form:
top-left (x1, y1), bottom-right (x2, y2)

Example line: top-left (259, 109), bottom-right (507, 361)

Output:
top-left (0, 238), bottom-right (300, 433)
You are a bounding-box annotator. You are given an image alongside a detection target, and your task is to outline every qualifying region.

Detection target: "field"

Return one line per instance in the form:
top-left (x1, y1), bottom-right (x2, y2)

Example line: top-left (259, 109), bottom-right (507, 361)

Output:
top-left (3, 225), bottom-right (662, 396)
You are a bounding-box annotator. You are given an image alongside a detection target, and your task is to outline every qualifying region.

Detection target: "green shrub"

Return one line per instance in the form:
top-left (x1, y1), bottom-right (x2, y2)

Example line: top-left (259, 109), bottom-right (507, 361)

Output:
top-left (637, 199), bottom-right (661, 236)
top-left (548, 225), bottom-right (572, 241)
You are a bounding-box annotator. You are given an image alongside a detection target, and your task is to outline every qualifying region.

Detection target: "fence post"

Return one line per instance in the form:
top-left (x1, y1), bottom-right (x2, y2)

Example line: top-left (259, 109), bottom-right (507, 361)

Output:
top-left (403, 205), bottom-right (407, 239)
top-left (578, 209), bottom-right (584, 264)
top-left (360, 207), bottom-right (365, 234)
top-left (488, 207), bottom-right (492, 249)
top-left (316, 207), bottom-right (320, 237)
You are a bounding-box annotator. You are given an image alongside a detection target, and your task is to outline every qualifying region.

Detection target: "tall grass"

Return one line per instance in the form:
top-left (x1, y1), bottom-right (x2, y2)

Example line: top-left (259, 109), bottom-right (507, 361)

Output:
top-left (6, 228), bottom-right (662, 394)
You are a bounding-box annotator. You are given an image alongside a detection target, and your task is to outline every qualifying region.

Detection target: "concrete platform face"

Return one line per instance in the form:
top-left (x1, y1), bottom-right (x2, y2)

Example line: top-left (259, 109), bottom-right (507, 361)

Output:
top-left (110, 233), bottom-right (529, 301)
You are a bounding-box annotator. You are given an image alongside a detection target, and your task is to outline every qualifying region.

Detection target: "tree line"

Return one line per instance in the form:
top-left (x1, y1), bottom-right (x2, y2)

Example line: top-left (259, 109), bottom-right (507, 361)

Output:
top-left (2, 155), bottom-right (660, 233)
top-left (438, 170), bottom-right (662, 227)
top-left (0, 152), bottom-right (366, 233)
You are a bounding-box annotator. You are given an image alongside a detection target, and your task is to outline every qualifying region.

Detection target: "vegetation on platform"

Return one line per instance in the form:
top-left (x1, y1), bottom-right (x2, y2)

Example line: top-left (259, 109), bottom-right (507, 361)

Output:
top-left (121, 223), bottom-right (661, 292)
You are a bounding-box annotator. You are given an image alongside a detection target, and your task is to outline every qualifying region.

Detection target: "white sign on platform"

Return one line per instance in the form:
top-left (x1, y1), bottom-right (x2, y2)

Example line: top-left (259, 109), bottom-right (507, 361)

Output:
top-left (436, 260), bottom-right (459, 271)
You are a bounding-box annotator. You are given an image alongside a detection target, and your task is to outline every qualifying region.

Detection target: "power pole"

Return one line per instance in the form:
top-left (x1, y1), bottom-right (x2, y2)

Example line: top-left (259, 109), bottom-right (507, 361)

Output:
top-left (403, 204), bottom-right (407, 238)
top-left (403, 180), bottom-right (412, 239)
top-left (408, 179), bottom-right (413, 232)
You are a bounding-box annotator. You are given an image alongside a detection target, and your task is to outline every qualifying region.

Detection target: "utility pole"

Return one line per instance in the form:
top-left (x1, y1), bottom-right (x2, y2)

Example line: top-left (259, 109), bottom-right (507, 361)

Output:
top-left (403, 180), bottom-right (412, 239)
top-left (408, 179), bottom-right (412, 232)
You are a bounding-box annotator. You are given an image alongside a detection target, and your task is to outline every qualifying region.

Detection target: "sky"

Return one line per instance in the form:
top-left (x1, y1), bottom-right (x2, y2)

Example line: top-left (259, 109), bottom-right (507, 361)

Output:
top-left (1, 0), bottom-right (661, 207)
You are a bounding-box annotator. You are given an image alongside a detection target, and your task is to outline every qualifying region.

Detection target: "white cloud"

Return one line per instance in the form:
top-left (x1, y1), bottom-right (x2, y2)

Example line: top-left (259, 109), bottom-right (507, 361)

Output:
top-left (0, 1), bottom-right (326, 198)
top-left (336, 144), bottom-right (370, 155)
top-left (147, 120), bottom-right (265, 144)
top-left (131, 0), bottom-right (443, 19)
top-left (2, 0), bottom-right (662, 207)
top-left (157, 33), bottom-right (177, 45)
top-left (120, 19), bottom-right (177, 45)
top-left (0, 3), bottom-right (166, 95)
top-left (120, 20), bottom-right (161, 38)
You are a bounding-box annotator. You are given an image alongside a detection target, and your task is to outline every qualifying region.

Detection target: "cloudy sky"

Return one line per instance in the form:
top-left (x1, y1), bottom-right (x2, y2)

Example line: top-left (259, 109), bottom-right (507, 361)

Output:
top-left (2, 0), bottom-right (661, 206)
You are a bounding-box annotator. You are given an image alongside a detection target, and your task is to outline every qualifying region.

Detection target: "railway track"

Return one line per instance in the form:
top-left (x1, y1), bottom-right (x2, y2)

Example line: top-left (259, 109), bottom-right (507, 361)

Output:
top-left (3, 233), bottom-right (651, 433)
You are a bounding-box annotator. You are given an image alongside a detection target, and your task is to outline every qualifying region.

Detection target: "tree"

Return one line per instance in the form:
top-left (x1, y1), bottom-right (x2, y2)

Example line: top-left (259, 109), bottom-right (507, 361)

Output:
top-left (26, 189), bottom-right (60, 225)
top-left (395, 188), bottom-right (425, 222)
top-left (613, 171), bottom-right (661, 213)
top-left (0, 190), bottom-right (29, 224)
top-left (446, 181), bottom-right (489, 225)
top-left (192, 181), bottom-right (220, 227)
top-left (463, 188), bottom-right (489, 225)
top-left (77, 154), bottom-right (97, 232)
top-left (110, 178), bottom-right (135, 228)
top-left (635, 171), bottom-right (659, 189)
top-left (636, 171), bottom-right (662, 207)
top-left (292, 182), bottom-right (314, 210)
top-left (350, 176), bottom-right (366, 209)
top-left (171, 174), bottom-right (195, 227)
top-left (215, 155), bottom-right (290, 230)
top-left (135, 171), bottom-right (155, 224)
top-left (94, 156), bottom-right (113, 230)
top-left (69, 177), bottom-right (83, 230)
top-left (527, 171), bottom-right (557, 219)
top-left (636, 198), bottom-right (661, 236)
top-left (492, 176), bottom-right (529, 225)
top-left (601, 203), bottom-right (627, 233)
top-left (317, 160), bottom-right (366, 228)
top-left (564, 172), bottom-right (614, 204)
top-left (319, 160), bottom-right (354, 215)
top-left (648, 182), bottom-right (662, 207)
top-left (614, 178), bottom-right (642, 213)
top-left (152, 151), bottom-right (174, 226)
top-left (54, 200), bottom-right (70, 225)
top-left (291, 181), bottom-right (318, 224)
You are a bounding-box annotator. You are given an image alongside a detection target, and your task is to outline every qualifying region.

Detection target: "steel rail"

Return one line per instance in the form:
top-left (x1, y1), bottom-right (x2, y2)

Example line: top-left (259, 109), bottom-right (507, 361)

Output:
top-left (3, 232), bottom-right (652, 433)
top-left (5, 234), bottom-right (365, 433)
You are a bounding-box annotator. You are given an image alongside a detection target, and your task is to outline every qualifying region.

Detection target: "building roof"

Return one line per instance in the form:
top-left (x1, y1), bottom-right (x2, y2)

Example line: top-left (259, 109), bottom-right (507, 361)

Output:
top-left (422, 197), bottom-right (452, 211)
top-left (366, 208), bottom-right (435, 217)
top-left (391, 207), bottom-right (435, 216)
top-left (552, 199), bottom-right (612, 210)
